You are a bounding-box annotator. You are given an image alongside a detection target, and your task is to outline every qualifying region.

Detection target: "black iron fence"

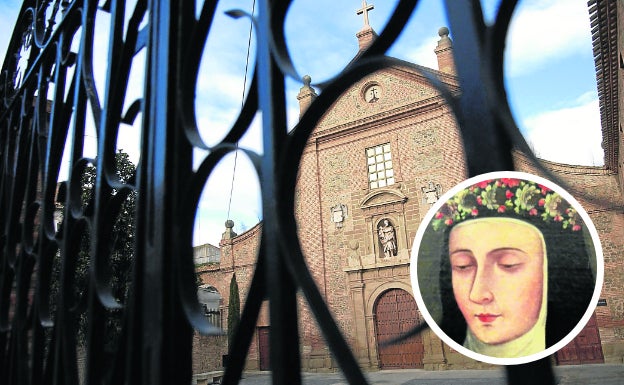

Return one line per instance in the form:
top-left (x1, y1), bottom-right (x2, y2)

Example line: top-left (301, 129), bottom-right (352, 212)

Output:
top-left (0, 0), bottom-right (606, 384)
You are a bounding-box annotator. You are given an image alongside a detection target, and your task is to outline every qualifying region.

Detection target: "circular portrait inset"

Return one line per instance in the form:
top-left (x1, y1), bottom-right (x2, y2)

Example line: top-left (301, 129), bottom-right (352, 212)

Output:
top-left (410, 171), bottom-right (603, 365)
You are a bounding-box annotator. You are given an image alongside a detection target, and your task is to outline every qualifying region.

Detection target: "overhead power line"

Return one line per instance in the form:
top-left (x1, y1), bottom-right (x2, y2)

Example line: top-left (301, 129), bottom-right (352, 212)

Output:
top-left (227, 0), bottom-right (256, 222)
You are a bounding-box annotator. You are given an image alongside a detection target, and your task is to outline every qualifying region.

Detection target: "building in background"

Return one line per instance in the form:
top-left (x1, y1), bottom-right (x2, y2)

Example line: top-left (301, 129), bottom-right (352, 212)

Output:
top-left (195, 0), bottom-right (624, 372)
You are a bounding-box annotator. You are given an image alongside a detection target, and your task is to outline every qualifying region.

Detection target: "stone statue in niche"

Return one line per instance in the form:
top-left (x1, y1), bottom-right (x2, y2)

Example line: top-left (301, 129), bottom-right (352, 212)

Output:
top-left (377, 219), bottom-right (397, 258)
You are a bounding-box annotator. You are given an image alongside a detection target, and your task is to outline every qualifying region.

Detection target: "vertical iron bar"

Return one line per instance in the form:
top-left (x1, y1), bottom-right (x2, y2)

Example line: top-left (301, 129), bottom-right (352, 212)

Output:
top-left (444, 0), bottom-right (514, 175)
top-left (138, 1), bottom-right (192, 384)
top-left (255, 1), bottom-right (302, 384)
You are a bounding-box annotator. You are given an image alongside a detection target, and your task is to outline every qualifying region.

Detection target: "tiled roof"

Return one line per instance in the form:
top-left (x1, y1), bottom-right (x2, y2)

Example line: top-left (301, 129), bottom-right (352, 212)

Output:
top-left (588, 0), bottom-right (619, 171)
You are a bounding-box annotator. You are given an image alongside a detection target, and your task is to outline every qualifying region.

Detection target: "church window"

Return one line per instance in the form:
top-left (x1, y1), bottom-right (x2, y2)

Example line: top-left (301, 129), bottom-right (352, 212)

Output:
top-left (366, 143), bottom-right (395, 189)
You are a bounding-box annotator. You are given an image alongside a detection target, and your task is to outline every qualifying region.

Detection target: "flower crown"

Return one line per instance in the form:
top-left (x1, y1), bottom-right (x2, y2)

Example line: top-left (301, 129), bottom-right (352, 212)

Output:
top-left (431, 178), bottom-right (583, 232)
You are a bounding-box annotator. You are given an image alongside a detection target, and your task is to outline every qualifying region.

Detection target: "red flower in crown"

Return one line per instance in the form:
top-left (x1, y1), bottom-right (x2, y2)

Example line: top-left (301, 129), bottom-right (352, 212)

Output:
top-left (476, 180), bottom-right (492, 189)
top-left (501, 178), bottom-right (521, 187)
top-left (431, 178), bottom-right (584, 233)
top-left (539, 184), bottom-right (551, 195)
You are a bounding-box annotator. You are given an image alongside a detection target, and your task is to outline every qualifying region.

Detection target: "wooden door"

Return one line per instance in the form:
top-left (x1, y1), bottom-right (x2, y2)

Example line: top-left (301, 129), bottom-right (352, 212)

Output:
top-left (374, 289), bottom-right (424, 369)
top-left (556, 313), bottom-right (604, 365)
top-left (258, 327), bottom-right (271, 370)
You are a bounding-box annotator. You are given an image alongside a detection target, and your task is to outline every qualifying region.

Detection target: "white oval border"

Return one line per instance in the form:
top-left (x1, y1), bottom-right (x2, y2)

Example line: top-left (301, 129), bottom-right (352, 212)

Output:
top-left (409, 171), bottom-right (604, 366)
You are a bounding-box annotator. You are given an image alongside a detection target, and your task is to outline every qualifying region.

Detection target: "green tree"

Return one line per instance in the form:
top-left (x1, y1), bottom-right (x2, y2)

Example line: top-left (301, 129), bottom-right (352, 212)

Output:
top-left (227, 273), bottom-right (240, 353)
top-left (52, 150), bottom-right (136, 348)
top-left (97, 151), bottom-right (136, 348)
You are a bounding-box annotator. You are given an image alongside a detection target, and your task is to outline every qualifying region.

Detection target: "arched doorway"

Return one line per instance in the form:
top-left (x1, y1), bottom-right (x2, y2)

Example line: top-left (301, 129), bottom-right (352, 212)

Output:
top-left (197, 284), bottom-right (223, 328)
top-left (374, 288), bottom-right (424, 369)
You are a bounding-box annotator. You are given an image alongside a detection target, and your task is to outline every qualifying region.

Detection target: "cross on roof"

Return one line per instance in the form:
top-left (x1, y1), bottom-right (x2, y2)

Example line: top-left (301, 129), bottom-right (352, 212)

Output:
top-left (357, 0), bottom-right (374, 27)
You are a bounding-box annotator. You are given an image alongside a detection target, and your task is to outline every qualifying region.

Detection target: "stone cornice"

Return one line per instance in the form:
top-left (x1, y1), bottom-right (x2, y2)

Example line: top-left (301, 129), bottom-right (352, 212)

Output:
top-left (359, 187), bottom-right (408, 209)
top-left (312, 95), bottom-right (448, 144)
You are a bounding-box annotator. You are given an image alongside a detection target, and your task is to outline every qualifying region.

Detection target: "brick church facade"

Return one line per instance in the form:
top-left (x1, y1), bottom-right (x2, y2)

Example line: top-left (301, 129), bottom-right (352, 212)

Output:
top-left (195, 1), bottom-right (624, 372)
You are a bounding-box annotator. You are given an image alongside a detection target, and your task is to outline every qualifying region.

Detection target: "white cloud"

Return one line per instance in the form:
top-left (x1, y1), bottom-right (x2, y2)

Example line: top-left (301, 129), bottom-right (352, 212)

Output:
top-left (196, 107), bottom-right (241, 146)
top-left (523, 97), bottom-right (604, 166)
top-left (239, 113), bottom-right (263, 152)
top-left (194, 214), bottom-right (226, 247)
top-left (199, 71), bottom-right (247, 100)
top-left (403, 36), bottom-right (440, 70)
top-left (506, 0), bottom-right (592, 77)
top-left (193, 151), bottom-right (262, 246)
top-left (195, 107), bottom-right (264, 153)
top-left (284, 1), bottom-right (364, 81)
top-left (191, 110), bottom-right (264, 247)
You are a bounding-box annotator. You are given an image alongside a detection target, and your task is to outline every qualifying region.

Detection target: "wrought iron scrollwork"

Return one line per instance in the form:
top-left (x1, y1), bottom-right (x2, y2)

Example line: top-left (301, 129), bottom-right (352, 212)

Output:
top-left (3, 0), bottom-right (606, 384)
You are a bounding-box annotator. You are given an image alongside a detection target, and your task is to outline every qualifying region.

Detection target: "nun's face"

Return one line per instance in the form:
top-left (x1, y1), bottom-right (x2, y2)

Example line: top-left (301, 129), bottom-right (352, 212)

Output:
top-left (448, 218), bottom-right (544, 345)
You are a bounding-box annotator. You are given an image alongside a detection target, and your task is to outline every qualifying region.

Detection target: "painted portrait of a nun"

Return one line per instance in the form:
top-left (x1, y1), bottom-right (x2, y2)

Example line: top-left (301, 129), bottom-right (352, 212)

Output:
top-left (412, 173), bottom-right (601, 362)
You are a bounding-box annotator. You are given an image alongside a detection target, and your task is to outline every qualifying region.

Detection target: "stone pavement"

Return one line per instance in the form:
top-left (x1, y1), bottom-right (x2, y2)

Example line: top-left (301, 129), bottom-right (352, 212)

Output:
top-left (234, 364), bottom-right (624, 385)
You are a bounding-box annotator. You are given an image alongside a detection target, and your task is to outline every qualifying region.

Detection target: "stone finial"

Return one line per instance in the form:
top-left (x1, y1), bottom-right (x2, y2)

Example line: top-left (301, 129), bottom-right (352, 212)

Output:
top-left (434, 26), bottom-right (456, 75)
top-left (221, 219), bottom-right (237, 241)
top-left (297, 75), bottom-right (317, 119)
top-left (302, 75), bottom-right (312, 87)
top-left (438, 26), bottom-right (450, 39)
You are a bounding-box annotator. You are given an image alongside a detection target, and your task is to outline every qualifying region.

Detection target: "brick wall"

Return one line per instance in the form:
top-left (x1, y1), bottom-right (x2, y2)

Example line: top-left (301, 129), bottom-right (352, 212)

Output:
top-left (515, 152), bottom-right (624, 362)
top-left (192, 334), bottom-right (227, 373)
top-left (197, 223), bottom-right (264, 370)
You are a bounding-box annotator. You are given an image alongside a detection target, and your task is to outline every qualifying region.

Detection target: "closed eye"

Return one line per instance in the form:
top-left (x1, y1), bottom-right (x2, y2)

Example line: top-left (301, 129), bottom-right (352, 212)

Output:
top-left (498, 263), bottom-right (523, 271)
top-left (450, 251), bottom-right (476, 273)
top-left (452, 264), bottom-right (475, 272)
top-left (493, 249), bottom-right (528, 270)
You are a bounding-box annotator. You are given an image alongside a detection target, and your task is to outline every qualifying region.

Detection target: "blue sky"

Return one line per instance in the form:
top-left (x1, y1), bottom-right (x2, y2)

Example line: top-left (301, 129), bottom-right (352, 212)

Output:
top-left (0, 1), bottom-right (603, 246)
